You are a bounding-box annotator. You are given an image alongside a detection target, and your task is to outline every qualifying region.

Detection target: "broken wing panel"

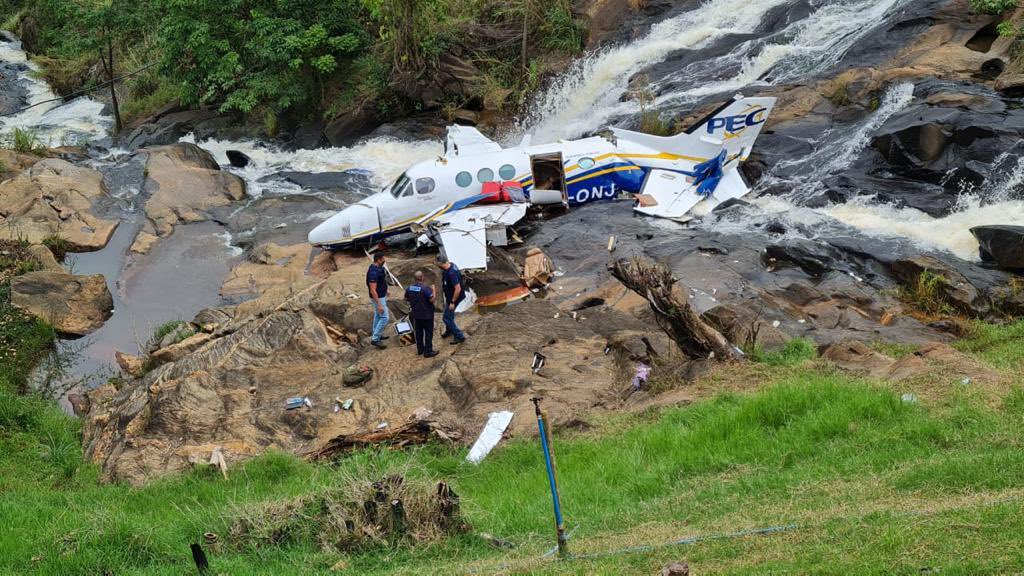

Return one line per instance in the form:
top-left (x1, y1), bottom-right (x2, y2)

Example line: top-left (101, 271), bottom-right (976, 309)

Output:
top-left (445, 125), bottom-right (503, 156)
top-left (697, 169), bottom-right (750, 213)
top-left (432, 204), bottom-right (528, 270)
top-left (633, 169), bottom-right (704, 220)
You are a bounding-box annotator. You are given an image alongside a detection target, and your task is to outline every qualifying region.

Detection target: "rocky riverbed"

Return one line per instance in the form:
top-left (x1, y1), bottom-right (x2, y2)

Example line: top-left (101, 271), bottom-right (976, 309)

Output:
top-left (2, 0), bottom-right (1023, 483)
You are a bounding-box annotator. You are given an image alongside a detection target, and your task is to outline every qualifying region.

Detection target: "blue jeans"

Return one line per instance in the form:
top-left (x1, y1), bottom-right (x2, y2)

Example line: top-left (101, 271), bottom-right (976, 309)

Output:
top-left (443, 304), bottom-right (464, 340)
top-left (371, 297), bottom-right (389, 342)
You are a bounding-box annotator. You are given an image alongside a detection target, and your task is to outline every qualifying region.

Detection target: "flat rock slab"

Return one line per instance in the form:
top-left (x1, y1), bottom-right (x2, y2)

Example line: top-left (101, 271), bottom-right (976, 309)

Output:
top-left (11, 270), bottom-right (113, 336)
top-left (0, 159), bottom-right (118, 251)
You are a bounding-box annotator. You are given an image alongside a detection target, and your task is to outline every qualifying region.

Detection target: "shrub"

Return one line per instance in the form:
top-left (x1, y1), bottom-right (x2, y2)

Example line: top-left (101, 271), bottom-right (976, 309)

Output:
top-left (969, 0), bottom-right (1018, 14)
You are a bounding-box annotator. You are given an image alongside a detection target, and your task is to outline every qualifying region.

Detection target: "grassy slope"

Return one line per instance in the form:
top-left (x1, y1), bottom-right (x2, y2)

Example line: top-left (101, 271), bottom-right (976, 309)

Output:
top-left (0, 317), bottom-right (1022, 574)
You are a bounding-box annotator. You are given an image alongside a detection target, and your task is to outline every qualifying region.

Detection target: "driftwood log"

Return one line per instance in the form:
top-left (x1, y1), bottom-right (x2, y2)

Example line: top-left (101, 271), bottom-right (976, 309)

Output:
top-left (307, 419), bottom-right (458, 461)
top-left (609, 257), bottom-right (738, 360)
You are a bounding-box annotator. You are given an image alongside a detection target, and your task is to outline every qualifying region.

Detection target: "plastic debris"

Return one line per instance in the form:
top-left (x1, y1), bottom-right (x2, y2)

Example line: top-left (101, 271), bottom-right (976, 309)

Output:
top-left (772, 320), bottom-right (781, 328)
top-left (901, 393), bottom-right (918, 403)
top-left (532, 352), bottom-right (546, 374)
top-left (632, 362), bottom-right (651, 390)
top-left (376, 421), bottom-right (389, 430)
top-left (466, 411), bottom-right (514, 464)
top-left (961, 377), bottom-right (971, 385)
top-left (303, 397), bottom-right (313, 409)
top-left (285, 397), bottom-right (304, 410)
top-left (607, 235), bottom-right (617, 252)
top-left (342, 398), bottom-right (354, 410)
top-left (553, 270), bottom-right (565, 277)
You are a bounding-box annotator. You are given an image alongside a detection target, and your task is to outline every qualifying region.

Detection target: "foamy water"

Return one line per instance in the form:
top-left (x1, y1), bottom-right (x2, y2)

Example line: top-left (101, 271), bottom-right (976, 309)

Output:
top-left (656, 0), bottom-right (909, 103)
top-left (181, 134), bottom-right (442, 196)
top-left (518, 0), bottom-right (792, 143)
top-left (0, 37), bottom-right (111, 144)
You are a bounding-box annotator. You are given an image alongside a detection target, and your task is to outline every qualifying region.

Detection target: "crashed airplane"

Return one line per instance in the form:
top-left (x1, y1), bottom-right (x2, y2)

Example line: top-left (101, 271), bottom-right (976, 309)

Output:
top-left (308, 94), bottom-right (776, 270)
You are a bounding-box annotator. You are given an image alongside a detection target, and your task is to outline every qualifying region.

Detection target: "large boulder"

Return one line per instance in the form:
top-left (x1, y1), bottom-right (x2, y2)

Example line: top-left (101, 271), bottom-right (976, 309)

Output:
top-left (131, 143), bottom-right (246, 253)
top-left (890, 255), bottom-right (987, 317)
top-left (574, 0), bottom-right (639, 48)
top-left (0, 159), bottom-right (118, 251)
top-left (971, 225), bottom-right (1024, 269)
top-left (10, 271), bottom-right (112, 335)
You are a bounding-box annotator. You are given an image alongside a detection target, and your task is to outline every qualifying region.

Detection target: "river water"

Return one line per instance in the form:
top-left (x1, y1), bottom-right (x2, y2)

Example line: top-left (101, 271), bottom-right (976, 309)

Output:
top-left (2, 0), bottom-right (1022, 387)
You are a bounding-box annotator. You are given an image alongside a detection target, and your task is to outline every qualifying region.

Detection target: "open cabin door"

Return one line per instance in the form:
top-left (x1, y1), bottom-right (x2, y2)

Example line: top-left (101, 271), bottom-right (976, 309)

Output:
top-left (529, 152), bottom-right (569, 207)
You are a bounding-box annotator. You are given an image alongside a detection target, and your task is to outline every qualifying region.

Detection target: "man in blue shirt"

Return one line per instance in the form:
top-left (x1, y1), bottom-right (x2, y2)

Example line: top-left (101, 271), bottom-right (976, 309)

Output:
top-left (366, 253), bottom-right (390, 348)
top-left (437, 255), bottom-right (466, 344)
top-left (404, 270), bottom-right (438, 357)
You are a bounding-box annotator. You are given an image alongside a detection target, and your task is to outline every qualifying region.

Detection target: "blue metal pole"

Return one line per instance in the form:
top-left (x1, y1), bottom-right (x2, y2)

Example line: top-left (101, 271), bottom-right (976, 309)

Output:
top-left (532, 397), bottom-right (567, 557)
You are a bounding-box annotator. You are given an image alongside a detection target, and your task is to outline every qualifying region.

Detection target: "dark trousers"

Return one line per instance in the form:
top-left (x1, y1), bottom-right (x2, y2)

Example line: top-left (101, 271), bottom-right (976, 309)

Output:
top-left (413, 317), bottom-right (434, 353)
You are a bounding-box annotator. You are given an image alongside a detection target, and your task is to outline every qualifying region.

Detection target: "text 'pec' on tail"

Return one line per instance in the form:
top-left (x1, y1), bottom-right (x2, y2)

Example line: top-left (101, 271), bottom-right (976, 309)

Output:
top-left (612, 93), bottom-right (776, 162)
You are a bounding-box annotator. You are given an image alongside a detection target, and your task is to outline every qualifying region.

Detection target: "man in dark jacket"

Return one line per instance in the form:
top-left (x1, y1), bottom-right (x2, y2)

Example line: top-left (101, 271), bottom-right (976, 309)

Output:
top-left (437, 255), bottom-right (466, 343)
top-left (366, 252), bottom-right (390, 348)
top-left (404, 270), bottom-right (438, 357)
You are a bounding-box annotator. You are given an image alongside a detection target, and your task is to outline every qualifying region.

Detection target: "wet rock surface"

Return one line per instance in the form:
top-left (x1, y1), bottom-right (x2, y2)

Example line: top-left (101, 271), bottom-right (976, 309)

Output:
top-left (11, 270), bottom-right (113, 336)
top-left (971, 225), bottom-right (1024, 268)
top-left (0, 159), bottom-right (118, 251)
top-left (130, 143), bottom-right (246, 253)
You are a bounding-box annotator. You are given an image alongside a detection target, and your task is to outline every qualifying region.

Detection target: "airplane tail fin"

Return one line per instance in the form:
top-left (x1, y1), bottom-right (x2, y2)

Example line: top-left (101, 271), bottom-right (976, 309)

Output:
top-left (611, 94), bottom-right (776, 162)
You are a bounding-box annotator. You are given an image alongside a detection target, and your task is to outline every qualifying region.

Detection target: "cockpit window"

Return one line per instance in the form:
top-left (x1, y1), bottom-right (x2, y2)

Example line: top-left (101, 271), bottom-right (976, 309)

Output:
top-left (389, 174), bottom-right (411, 198)
top-left (415, 177), bottom-right (435, 195)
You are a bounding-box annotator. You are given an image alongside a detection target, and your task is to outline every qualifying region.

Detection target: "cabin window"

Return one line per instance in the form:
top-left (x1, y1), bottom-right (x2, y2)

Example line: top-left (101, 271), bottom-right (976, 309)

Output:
top-left (415, 177), bottom-right (435, 195)
top-left (477, 167), bottom-right (494, 183)
top-left (456, 171), bottom-right (472, 187)
top-left (579, 157), bottom-right (595, 169)
top-left (389, 174), bottom-right (411, 198)
top-left (499, 164), bottom-right (516, 180)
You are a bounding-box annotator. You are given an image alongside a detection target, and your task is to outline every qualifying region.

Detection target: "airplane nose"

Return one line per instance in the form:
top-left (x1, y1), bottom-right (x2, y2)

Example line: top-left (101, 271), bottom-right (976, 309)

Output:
top-left (308, 211), bottom-right (349, 246)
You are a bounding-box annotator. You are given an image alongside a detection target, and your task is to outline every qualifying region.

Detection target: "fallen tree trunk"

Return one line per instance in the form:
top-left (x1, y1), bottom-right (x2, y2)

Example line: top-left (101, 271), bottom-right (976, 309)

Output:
top-left (608, 257), bottom-right (738, 360)
top-left (307, 419), bottom-right (459, 461)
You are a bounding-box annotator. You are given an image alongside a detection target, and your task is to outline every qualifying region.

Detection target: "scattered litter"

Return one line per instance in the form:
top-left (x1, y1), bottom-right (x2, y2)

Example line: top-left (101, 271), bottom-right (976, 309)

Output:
top-left (553, 270), bottom-right (565, 277)
top-left (571, 311), bottom-right (578, 320)
top-left (604, 345), bottom-right (611, 355)
top-left (285, 397), bottom-right (305, 410)
top-left (607, 235), bottom-right (617, 252)
top-left (961, 377), bottom-right (971, 385)
top-left (798, 319), bottom-right (806, 324)
top-left (333, 403), bottom-right (340, 413)
top-left (274, 223), bottom-right (286, 229)
top-left (532, 352), bottom-right (546, 374)
top-left (901, 393), bottom-right (918, 404)
top-left (303, 397), bottom-right (313, 409)
top-left (345, 294), bottom-right (359, 300)
top-left (711, 288), bottom-right (718, 295)
top-left (343, 365), bottom-right (373, 387)
top-left (772, 320), bottom-right (781, 328)
top-left (376, 421), bottom-right (389, 430)
top-left (554, 313), bottom-right (560, 319)
top-left (523, 247), bottom-right (555, 287)
top-left (209, 446), bottom-right (228, 479)
top-left (632, 362), bottom-right (651, 390)
top-left (342, 398), bottom-right (354, 410)
top-left (531, 288), bottom-right (540, 293)
top-left (411, 406), bottom-right (433, 421)
top-left (479, 532), bottom-right (515, 549)
top-left (466, 411), bottom-right (514, 464)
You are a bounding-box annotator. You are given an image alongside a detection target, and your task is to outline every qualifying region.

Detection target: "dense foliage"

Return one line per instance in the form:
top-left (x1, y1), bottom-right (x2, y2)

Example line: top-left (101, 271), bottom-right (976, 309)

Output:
top-left (5, 0), bottom-right (585, 128)
top-left (969, 0), bottom-right (1019, 14)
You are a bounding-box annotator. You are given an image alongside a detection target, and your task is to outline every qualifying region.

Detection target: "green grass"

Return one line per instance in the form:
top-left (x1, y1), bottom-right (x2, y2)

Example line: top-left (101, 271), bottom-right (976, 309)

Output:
top-left (150, 319), bottom-right (192, 345)
top-left (3, 127), bottom-right (47, 155)
top-left (749, 337), bottom-right (817, 366)
top-left (2, 277), bottom-right (1023, 576)
top-left (955, 320), bottom-right (1024, 370)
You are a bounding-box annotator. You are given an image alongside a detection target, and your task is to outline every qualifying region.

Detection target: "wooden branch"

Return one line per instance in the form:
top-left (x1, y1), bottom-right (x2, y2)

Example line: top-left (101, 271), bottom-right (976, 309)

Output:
top-left (608, 257), bottom-right (738, 360)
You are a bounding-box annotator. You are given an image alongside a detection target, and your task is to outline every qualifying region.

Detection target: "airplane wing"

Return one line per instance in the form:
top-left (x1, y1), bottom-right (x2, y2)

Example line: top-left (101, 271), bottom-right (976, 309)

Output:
top-left (445, 125), bottom-right (503, 156)
top-left (429, 204), bottom-right (528, 270)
